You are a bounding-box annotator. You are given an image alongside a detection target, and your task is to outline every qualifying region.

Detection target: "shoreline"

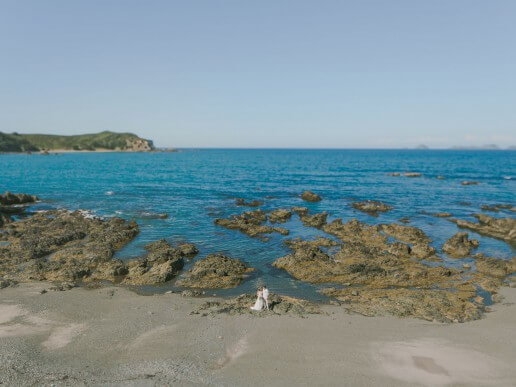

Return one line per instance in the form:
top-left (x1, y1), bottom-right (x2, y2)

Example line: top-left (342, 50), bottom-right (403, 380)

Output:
top-left (1, 282), bottom-right (515, 386)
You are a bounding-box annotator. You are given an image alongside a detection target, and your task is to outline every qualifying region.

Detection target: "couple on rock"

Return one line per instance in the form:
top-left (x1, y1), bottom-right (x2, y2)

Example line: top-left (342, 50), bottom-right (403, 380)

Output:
top-left (250, 285), bottom-right (269, 311)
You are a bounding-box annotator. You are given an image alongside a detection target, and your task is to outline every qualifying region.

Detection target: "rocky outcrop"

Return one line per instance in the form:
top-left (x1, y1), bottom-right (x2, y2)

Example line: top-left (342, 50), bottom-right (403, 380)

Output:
top-left (177, 254), bottom-right (253, 288)
top-left (321, 287), bottom-right (481, 323)
top-left (449, 214), bottom-right (516, 245)
top-left (215, 210), bottom-right (289, 240)
top-left (0, 210), bottom-right (139, 284)
top-left (299, 211), bottom-right (328, 228)
top-left (292, 207), bottom-right (309, 216)
top-left (0, 192), bottom-right (39, 205)
top-left (301, 191), bottom-right (321, 202)
top-left (192, 293), bottom-right (320, 317)
top-left (123, 240), bottom-right (198, 285)
top-left (432, 212), bottom-right (452, 217)
top-left (268, 209), bottom-right (292, 223)
top-left (272, 217), bottom-right (513, 322)
top-left (352, 200), bottom-right (392, 216)
top-left (235, 198), bottom-right (263, 207)
top-left (442, 232), bottom-right (479, 258)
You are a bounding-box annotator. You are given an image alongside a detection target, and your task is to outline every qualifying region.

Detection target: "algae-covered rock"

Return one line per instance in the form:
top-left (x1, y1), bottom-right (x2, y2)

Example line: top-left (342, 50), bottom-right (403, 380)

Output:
top-left (177, 254), bottom-right (253, 289)
top-left (442, 232), bottom-right (479, 258)
top-left (0, 192), bottom-right (39, 206)
top-left (301, 191), bottom-right (321, 202)
top-left (192, 293), bottom-right (320, 317)
top-left (352, 200), bottom-right (392, 216)
top-left (215, 210), bottom-right (289, 239)
top-left (481, 204), bottom-right (515, 212)
top-left (449, 214), bottom-right (516, 244)
top-left (268, 209), bottom-right (292, 223)
top-left (235, 198), bottom-right (263, 207)
top-left (299, 211), bottom-right (328, 229)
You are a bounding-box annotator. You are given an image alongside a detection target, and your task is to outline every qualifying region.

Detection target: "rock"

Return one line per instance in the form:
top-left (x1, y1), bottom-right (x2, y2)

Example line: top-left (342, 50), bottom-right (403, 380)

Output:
top-left (215, 210), bottom-right (289, 239)
top-left (379, 223), bottom-right (436, 259)
top-left (388, 172), bottom-right (401, 176)
top-left (449, 214), bottom-right (516, 245)
top-left (192, 293), bottom-right (320, 317)
top-left (268, 209), bottom-right (292, 223)
top-left (0, 277), bottom-right (17, 289)
top-left (299, 212), bottom-right (328, 228)
top-left (177, 254), bottom-right (253, 288)
top-left (461, 181), bottom-right (479, 186)
top-left (181, 289), bottom-right (203, 297)
top-left (291, 207), bottom-right (309, 216)
top-left (399, 217), bottom-right (411, 224)
top-left (473, 254), bottom-right (516, 279)
top-left (177, 243), bottom-right (199, 257)
top-left (433, 212), bottom-right (452, 218)
top-left (122, 239), bottom-right (195, 285)
top-left (481, 204), bottom-right (515, 212)
top-left (322, 287), bottom-right (482, 323)
top-left (301, 191), bottom-right (321, 202)
top-left (462, 263), bottom-right (471, 269)
top-left (442, 232), bottom-right (479, 258)
top-left (437, 175), bottom-right (446, 180)
top-left (404, 172), bottom-right (422, 177)
top-left (0, 210), bottom-right (139, 284)
top-left (352, 200), bottom-right (392, 216)
top-left (235, 198), bottom-right (263, 207)
top-left (0, 192), bottom-right (39, 206)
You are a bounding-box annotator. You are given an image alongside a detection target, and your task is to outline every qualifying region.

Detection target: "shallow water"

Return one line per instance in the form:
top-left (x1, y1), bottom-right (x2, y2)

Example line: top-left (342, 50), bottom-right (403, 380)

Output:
top-left (1, 149), bottom-right (515, 300)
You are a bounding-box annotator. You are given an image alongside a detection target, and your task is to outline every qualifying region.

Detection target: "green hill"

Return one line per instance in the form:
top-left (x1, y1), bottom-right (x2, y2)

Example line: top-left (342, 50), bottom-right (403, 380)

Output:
top-left (0, 131), bottom-right (154, 152)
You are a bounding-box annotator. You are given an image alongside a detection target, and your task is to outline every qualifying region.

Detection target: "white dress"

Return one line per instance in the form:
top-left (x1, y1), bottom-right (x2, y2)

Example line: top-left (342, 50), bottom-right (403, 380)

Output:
top-left (250, 291), bottom-right (265, 311)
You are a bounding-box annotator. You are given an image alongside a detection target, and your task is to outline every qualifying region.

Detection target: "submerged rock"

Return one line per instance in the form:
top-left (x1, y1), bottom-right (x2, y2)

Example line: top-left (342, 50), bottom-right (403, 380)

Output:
top-left (388, 172), bottom-right (401, 176)
top-left (432, 212), bottom-right (452, 218)
top-left (268, 209), bottom-right (292, 223)
top-left (177, 254), bottom-right (253, 289)
top-left (461, 181), bottom-right (479, 186)
top-left (352, 200), bottom-right (392, 216)
top-left (449, 214), bottom-right (516, 245)
top-left (301, 191), bottom-right (321, 202)
top-left (481, 204), bottom-right (515, 212)
top-left (442, 232), bottom-right (479, 258)
top-left (235, 198), bottom-right (263, 207)
top-left (192, 293), bottom-right (320, 317)
top-left (215, 210), bottom-right (289, 239)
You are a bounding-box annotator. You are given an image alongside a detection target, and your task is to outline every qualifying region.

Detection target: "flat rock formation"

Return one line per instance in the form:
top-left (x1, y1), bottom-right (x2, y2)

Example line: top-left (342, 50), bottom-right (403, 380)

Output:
top-left (192, 293), bottom-right (320, 316)
top-left (301, 190), bottom-right (321, 202)
top-left (0, 210), bottom-right (139, 284)
top-left (177, 254), bottom-right (253, 288)
top-left (450, 214), bottom-right (516, 245)
top-left (215, 209), bottom-right (289, 240)
top-left (481, 204), bottom-right (515, 212)
top-left (433, 212), bottom-right (452, 217)
top-left (273, 218), bottom-right (515, 322)
top-left (442, 232), bottom-right (479, 258)
top-left (352, 200), bottom-right (392, 216)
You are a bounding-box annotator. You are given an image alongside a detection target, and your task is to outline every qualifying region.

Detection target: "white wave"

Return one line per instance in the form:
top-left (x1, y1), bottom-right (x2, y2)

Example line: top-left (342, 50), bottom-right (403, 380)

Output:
top-left (105, 191), bottom-right (115, 195)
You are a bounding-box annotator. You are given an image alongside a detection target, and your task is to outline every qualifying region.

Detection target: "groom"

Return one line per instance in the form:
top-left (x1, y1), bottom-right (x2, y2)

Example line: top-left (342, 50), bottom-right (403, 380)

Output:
top-left (262, 285), bottom-right (269, 310)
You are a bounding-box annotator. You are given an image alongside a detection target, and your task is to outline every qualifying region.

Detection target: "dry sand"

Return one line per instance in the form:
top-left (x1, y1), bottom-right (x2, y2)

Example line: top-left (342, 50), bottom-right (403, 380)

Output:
top-left (1, 283), bottom-right (515, 386)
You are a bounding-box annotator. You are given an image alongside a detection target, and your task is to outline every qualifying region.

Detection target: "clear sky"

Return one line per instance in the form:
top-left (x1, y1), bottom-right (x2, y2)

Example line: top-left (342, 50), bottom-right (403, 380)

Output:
top-left (1, 1), bottom-right (515, 148)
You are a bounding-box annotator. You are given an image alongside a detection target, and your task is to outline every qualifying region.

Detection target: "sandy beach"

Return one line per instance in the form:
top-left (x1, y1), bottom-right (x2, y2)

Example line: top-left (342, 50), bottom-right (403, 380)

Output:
top-left (1, 283), bottom-right (515, 386)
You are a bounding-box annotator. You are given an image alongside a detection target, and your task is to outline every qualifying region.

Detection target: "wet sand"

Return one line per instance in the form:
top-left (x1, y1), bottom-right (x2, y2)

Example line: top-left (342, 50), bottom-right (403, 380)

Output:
top-left (1, 283), bottom-right (515, 386)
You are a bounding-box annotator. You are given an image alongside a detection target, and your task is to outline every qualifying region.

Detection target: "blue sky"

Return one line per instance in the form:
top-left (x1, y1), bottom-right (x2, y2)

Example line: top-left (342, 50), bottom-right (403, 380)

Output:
top-left (1, 1), bottom-right (515, 148)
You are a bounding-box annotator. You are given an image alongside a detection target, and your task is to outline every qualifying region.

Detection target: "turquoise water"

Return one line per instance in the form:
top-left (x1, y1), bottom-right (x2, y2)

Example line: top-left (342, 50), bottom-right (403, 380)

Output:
top-left (1, 149), bottom-right (515, 300)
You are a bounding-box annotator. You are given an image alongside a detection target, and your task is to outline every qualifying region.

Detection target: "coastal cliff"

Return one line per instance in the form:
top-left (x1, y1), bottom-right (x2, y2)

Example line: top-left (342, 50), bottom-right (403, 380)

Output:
top-left (0, 131), bottom-right (154, 152)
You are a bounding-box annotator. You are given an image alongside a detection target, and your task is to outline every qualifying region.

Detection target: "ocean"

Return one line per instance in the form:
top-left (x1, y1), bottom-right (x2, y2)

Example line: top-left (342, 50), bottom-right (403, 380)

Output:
top-left (1, 149), bottom-right (515, 300)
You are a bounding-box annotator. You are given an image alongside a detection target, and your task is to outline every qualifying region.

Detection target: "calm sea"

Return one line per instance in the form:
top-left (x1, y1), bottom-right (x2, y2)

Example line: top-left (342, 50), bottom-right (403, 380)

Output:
top-left (1, 149), bottom-right (515, 300)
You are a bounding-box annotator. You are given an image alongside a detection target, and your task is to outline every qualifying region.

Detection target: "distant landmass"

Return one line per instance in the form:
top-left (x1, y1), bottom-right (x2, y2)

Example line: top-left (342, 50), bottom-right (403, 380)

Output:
top-left (0, 131), bottom-right (154, 152)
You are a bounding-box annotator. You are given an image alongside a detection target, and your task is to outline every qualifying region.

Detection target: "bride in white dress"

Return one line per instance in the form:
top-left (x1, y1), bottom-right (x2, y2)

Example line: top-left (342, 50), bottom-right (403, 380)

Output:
top-left (250, 288), bottom-right (265, 311)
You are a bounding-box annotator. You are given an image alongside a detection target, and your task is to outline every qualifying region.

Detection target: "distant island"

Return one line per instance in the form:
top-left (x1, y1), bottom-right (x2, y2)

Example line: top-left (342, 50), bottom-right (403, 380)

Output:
top-left (0, 131), bottom-right (154, 153)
